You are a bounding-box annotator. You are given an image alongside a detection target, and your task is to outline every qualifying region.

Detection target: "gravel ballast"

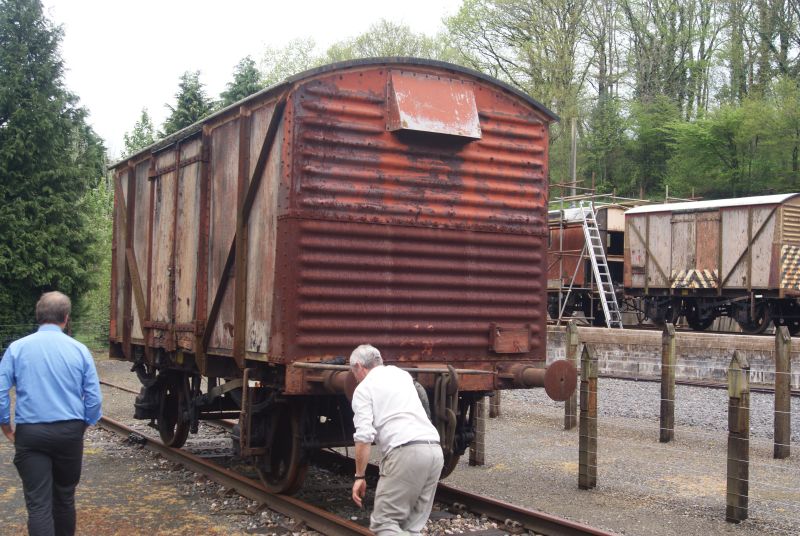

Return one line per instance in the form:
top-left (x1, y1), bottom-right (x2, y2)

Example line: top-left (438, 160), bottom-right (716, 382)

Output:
top-left (91, 358), bottom-right (800, 535)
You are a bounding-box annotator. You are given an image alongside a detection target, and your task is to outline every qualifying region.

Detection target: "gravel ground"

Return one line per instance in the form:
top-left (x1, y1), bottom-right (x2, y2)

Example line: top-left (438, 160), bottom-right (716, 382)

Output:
top-left (94, 358), bottom-right (800, 536)
top-left (95, 359), bottom-right (515, 535)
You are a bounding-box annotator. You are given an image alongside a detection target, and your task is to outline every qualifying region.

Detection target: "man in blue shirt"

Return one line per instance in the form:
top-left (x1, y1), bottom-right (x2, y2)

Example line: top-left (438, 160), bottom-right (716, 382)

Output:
top-left (0, 291), bottom-right (102, 536)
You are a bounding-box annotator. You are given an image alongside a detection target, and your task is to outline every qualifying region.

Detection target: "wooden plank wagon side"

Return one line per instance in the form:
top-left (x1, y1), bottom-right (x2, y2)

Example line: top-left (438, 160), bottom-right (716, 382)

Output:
top-left (109, 58), bottom-right (575, 493)
top-left (624, 193), bottom-right (800, 333)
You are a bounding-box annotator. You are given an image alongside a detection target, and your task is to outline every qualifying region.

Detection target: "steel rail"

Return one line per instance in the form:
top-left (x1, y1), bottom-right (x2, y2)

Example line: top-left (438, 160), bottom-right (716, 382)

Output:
top-left (313, 450), bottom-right (615, 536)
top-left (435, 483), bottom-right (615, 536)
top-left (97, 416), bottom-right (370, 536)
top-left (99, 380), bottom-right (239, 428)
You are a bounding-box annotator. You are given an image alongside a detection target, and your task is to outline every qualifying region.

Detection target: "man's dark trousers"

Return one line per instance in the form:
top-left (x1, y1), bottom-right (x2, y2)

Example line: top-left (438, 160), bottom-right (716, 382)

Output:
top-left (13, 420), bottom-right (86, 536)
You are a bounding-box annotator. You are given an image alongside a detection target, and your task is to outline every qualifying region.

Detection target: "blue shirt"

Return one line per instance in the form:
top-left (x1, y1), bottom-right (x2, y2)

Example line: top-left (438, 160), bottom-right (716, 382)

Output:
top-left (0, 324), bottom-right (102, 426)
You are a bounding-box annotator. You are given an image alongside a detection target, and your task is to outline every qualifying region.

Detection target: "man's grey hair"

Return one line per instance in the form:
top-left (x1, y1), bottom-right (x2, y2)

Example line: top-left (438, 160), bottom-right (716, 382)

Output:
top-left (350, 344), bottom-right (383, 369)
top-left (36, 291), bottom-right (71, 325)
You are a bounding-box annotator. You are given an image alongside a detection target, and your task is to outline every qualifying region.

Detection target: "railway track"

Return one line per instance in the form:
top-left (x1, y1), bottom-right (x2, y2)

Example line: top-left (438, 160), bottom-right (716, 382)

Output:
top-left (100, 379), bottom-right (615, 536)
top-left (97, 415), bottom-right (371, 536)
top-left (314, 450), bottom-right (614, 536)
top-left (600, 374), bottom-right (800, 397)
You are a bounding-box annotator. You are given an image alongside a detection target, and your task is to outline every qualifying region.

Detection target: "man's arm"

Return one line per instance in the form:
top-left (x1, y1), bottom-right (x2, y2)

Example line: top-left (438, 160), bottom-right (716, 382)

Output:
top-left (81, 350), bottom-right (102, 426)
top-left (350, 386), bottom-right (375, 507)
top-left (0, 349), bottom-right (15, 442)
top-left (351, 441), bottom-right (371, 507)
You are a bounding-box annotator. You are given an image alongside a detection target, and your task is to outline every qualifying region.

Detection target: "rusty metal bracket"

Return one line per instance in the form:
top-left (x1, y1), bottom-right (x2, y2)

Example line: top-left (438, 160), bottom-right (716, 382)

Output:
top-left (239, 368), bottom-right (266, 457)
top-left (434, 365), bottom-right (459, 458)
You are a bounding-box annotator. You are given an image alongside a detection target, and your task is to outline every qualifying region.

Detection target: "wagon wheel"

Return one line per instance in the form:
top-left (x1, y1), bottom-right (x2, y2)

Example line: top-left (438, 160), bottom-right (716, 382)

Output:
top-left (440, 450), bottom-right (461, 479)
top-left (255, 402), bottom-right (308, 495)
top-left (737, 302), bottom-right (772, 335)
top-left (652, 300), bottom-right (681, 327)
top-left (685, 305), bottom-right (714, 331)
top-left (158, 373), bottom-right (190, 448)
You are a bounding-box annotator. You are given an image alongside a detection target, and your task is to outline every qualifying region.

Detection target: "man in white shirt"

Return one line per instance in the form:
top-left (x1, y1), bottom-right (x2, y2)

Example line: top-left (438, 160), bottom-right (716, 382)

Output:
top-left (349, 344), bottom-right (443, 535)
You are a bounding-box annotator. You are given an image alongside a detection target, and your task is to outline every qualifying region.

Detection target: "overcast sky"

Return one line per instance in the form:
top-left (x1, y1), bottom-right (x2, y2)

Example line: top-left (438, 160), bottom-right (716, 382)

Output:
top-left (42, 0), bottom-right (463, 158)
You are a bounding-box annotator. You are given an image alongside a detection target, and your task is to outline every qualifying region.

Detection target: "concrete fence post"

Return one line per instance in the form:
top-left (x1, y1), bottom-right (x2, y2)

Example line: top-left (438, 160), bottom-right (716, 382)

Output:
top-left (660, 323), bottom-right (676, 443)
top-left (489, 390), bottom-right (501, 418)
top-left (726, 350), bottom-right (750, 523)
top-left (774, 326), bottom-right (791, 459)
top-left (579, 344), bottom-right (598, 490)
top-left (564, 320), bottom-right (579, 430)
top-left (469, 396), bottom-right (487, 466)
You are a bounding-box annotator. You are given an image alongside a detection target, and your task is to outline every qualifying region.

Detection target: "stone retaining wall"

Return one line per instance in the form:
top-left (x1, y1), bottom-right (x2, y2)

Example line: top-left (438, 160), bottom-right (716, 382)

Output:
top-left (547, 326), bottom-right (800, 389)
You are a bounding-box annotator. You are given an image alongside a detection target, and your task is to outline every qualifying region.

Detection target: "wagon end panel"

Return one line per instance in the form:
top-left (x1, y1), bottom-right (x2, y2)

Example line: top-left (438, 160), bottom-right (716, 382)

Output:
top-left (548, 225), bottom-right (587, 288)
top-left (778, 200), bottom-right (800, 294)
top-left (244, 105), bottom-right (284, 360)
top-left (270, 64), bottom-right (549, 367)
top-left (205, 119), bottom-right (240, 355)
top-left (110, 159), bottom-right (152, 358)
top-left (202, 101), bottom-right (284, 364)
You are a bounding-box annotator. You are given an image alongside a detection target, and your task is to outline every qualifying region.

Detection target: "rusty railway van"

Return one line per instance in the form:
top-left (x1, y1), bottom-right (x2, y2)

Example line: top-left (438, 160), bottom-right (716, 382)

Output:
top-left (547, 204), bottom-right (627, 325)
top-left (624, 193), bottom-right (800, 334)
top-left (109, 58), bottom-right (576, 493)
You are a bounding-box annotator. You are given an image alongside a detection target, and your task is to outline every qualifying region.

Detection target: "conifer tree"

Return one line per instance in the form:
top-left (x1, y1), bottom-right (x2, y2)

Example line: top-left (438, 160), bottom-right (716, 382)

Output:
top-left (0, 0), bottom-right (105, 347)
top-left (162, 71), bottom-right (213, 136)
top-left (220, 56), bottom-right (263, 107)
top-left (122, 108), bottom-right (156, 156)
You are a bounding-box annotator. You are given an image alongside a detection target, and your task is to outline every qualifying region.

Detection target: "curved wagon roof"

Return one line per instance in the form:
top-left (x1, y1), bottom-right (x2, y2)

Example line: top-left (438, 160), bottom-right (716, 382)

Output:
top-left (111, 57), bottom-right (559, 169)
top-left (625, 193), bottom-right (800, 215)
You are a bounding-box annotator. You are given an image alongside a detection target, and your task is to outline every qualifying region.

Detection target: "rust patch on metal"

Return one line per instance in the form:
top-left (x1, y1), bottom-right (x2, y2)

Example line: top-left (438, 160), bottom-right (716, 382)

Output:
top-left (489, 323), bottom-right (531, 354)
top-left (387, 70), bottom-right (481, 139)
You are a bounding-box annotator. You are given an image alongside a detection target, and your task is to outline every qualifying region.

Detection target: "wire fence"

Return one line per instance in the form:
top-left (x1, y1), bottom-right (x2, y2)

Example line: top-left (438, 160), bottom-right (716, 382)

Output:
top-left (0, 320), bottom-right (109, 355)
top-left (475, 326), bottom-right (800, 532)
top-left (570, 332), bottom-right (798, 529)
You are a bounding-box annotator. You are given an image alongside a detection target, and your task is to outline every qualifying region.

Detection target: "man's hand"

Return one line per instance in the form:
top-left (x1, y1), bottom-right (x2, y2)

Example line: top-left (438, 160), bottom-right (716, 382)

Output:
top-left (352, 478), bottom-right (366, 507)
top-left (1, 423), bottom-right (14, 443)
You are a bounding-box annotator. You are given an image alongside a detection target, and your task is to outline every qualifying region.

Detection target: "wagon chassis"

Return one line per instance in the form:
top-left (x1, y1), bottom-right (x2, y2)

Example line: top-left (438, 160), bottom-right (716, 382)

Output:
top-left (129, 348), bottom-right (488, 493)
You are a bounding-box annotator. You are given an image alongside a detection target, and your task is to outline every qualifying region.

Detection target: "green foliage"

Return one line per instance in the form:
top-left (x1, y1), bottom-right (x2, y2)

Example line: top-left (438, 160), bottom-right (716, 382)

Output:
top-left (665, 79), bottom-right (800, 198)
top-left (628, 96), bottom-right (681, 196)
top-left (162, 71), bottom-right (214, 136)
top-left (220, 56), bottom-right (263, 107)
top-left (260, 38), bottom-right (323, 88)
top-left (325, 20), bottom-right (457, 62)
top-left (122, 108), bottom-right (156, 157)
top-left (72, 177), bottom-right (113, 349)
top-left (581, 96), bottom-right (632, 194)
top-left (0, 0), bottom-right (106, 348)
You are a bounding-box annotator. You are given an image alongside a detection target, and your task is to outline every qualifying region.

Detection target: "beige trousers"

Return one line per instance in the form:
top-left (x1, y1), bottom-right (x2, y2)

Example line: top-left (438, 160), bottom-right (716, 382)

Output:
top-left (370, 443), bottom-right (444, 536)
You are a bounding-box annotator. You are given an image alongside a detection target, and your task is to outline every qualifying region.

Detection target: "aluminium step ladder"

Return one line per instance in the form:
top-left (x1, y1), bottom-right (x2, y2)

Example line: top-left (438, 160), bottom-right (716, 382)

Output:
top-left (580, 201), bottom-right (623, 328)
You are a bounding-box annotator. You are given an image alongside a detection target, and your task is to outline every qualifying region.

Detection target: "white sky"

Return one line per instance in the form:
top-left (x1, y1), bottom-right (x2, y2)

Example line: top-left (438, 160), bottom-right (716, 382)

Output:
top-left (42, 0), bottom-right (463, 158)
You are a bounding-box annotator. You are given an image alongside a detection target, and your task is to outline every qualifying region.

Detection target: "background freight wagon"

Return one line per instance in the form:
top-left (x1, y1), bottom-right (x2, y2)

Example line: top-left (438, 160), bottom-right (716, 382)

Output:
top-left (624, 193), bottom-right (800, 333)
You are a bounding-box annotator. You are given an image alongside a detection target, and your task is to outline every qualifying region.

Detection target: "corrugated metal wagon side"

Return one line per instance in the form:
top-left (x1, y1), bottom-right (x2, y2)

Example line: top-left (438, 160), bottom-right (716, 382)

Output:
top-left (108, 59), bottom-right (571, 494)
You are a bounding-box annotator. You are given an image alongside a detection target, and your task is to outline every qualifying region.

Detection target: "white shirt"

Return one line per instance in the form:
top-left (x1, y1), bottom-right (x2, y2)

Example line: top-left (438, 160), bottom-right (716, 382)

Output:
top-left (351, 365), bottom-right (440, 457)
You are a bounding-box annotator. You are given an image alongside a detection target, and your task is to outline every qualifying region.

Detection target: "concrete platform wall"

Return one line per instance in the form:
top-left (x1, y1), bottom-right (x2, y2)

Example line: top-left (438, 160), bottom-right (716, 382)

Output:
top-left (547, 326), bottom-right (800, 389)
